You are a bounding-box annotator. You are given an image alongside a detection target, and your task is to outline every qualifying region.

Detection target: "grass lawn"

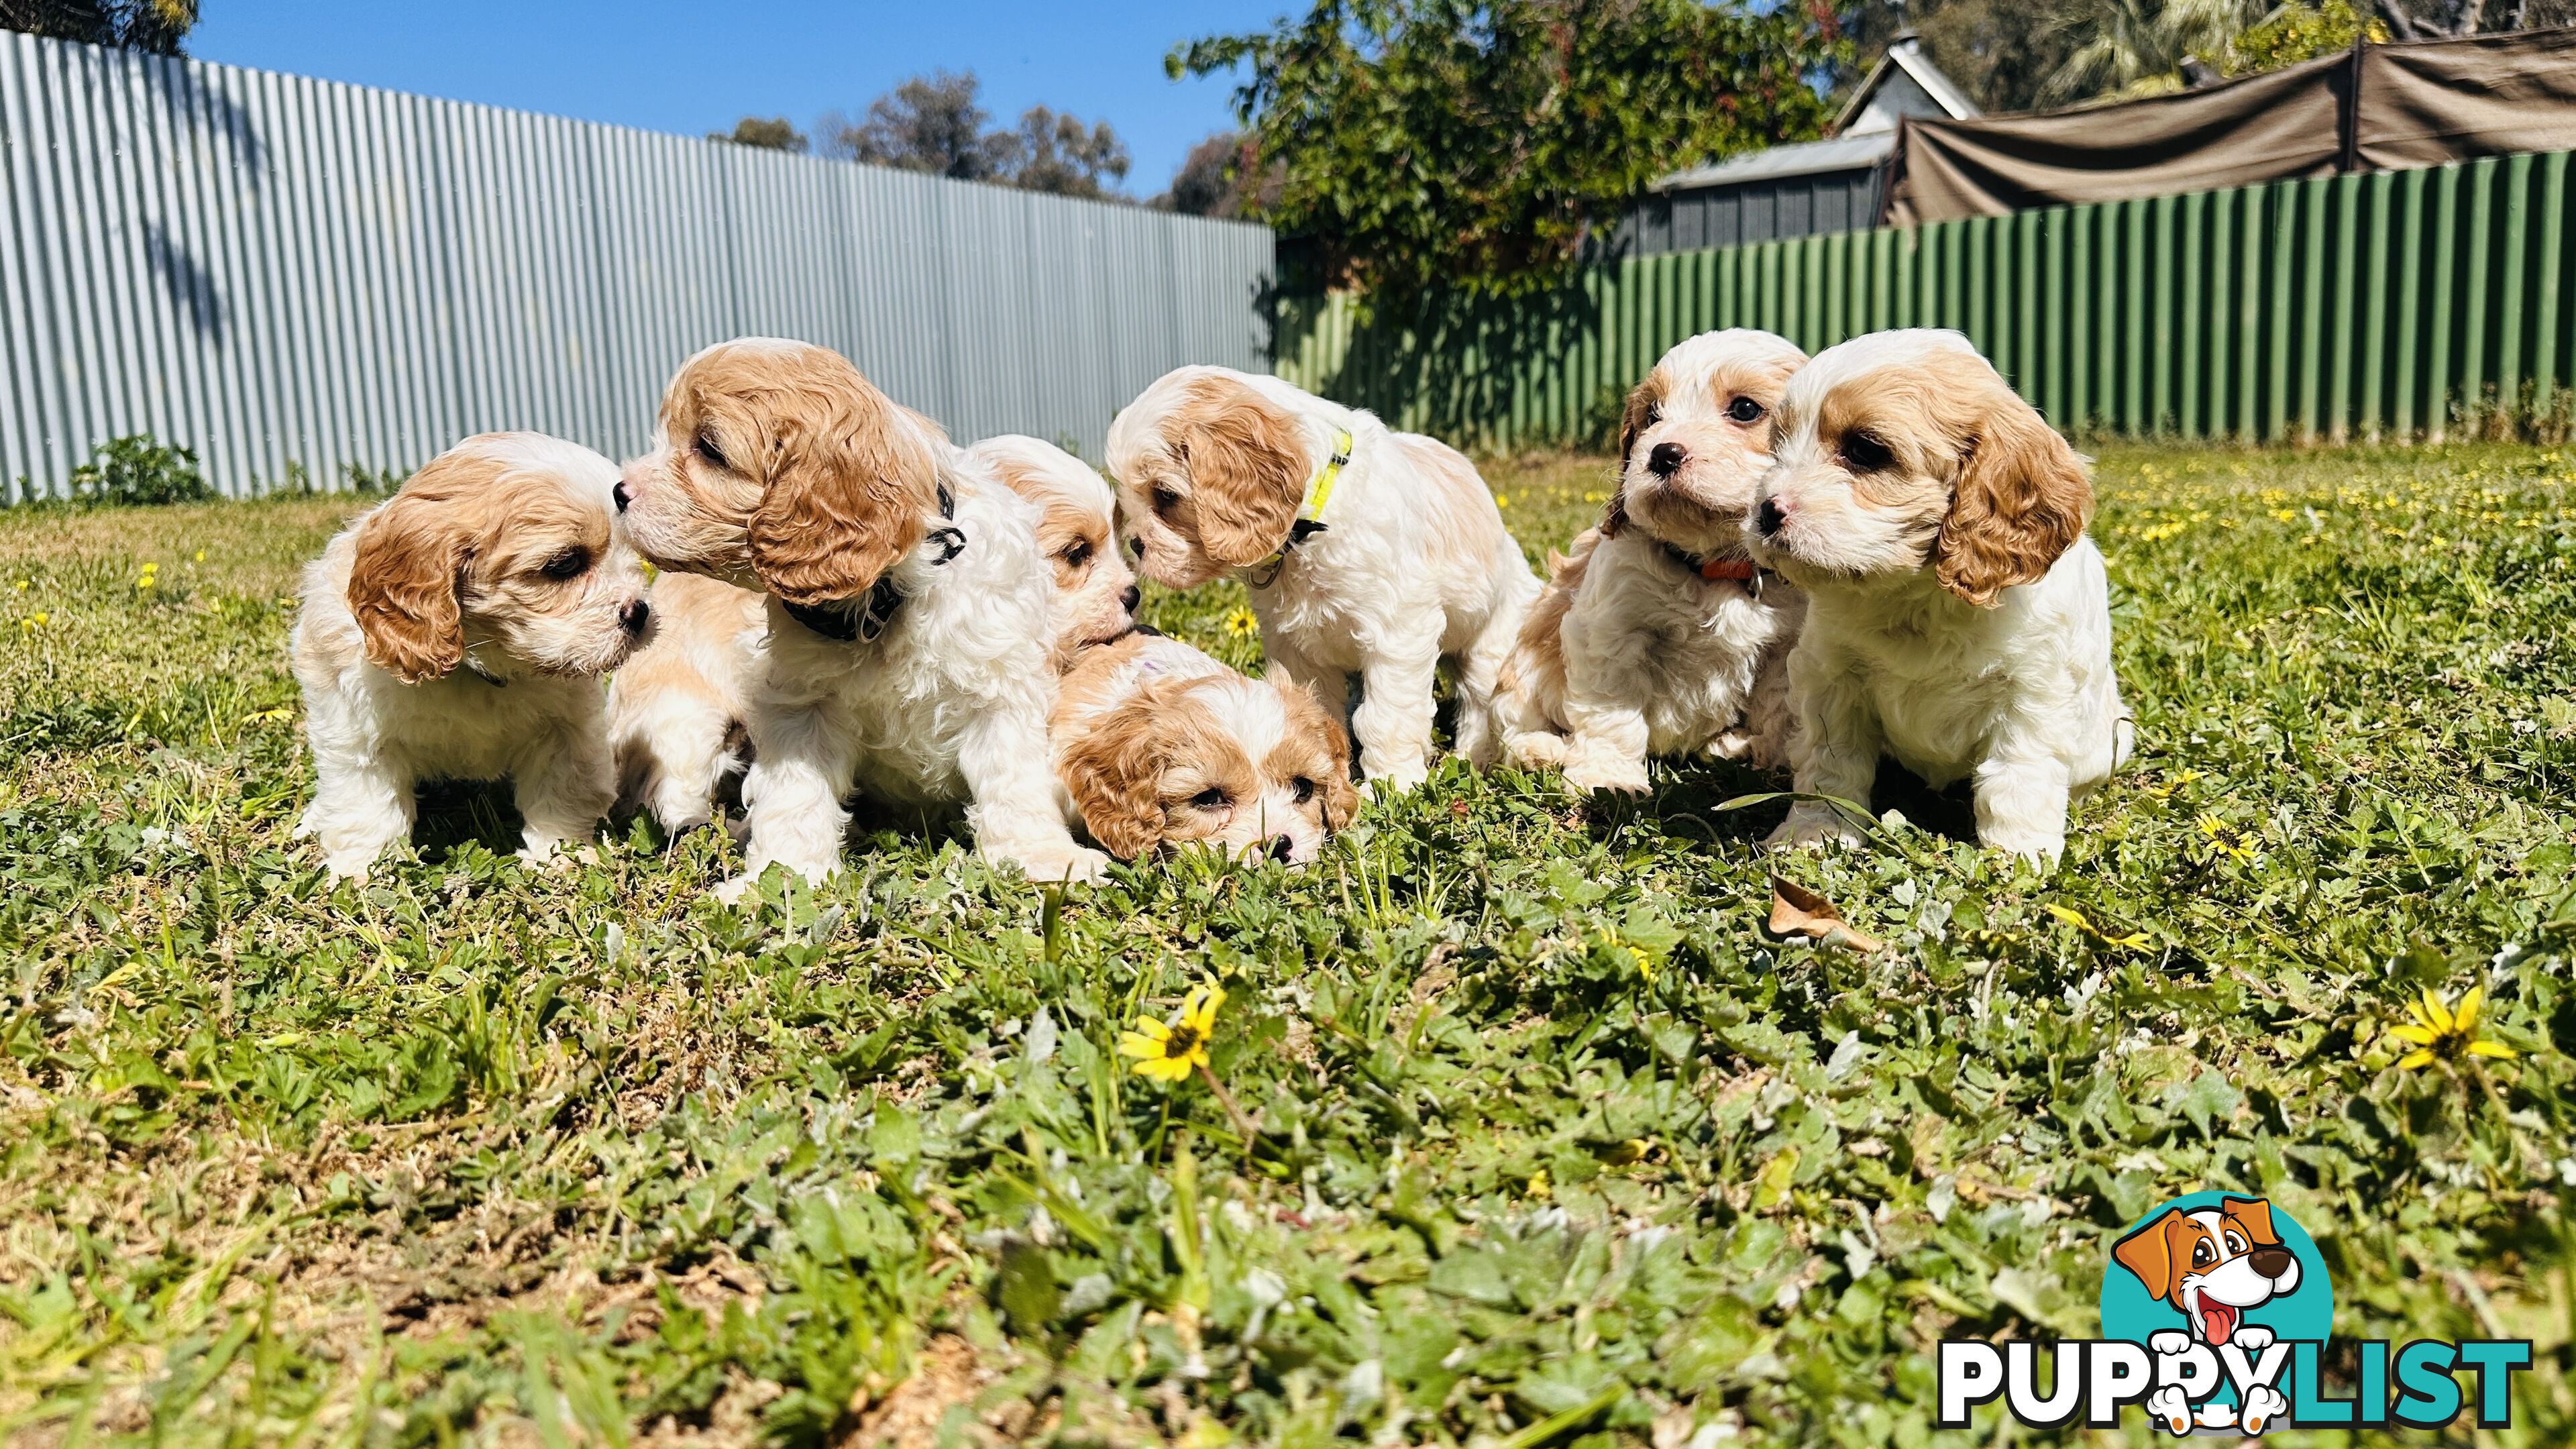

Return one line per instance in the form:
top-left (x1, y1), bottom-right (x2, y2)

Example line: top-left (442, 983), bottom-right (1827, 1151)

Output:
top-left (3, 441), bottom-right (2574, 1447)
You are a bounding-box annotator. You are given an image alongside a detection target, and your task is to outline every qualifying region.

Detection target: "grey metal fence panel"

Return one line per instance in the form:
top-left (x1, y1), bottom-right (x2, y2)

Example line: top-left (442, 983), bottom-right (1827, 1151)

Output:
top-left (0, 30), bottom-right (1273, 499)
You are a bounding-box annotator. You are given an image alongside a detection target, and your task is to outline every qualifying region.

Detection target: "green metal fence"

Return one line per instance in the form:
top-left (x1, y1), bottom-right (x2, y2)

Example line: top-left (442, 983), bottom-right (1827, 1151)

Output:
top-left (1273, 148), bottom-right (2576, 450)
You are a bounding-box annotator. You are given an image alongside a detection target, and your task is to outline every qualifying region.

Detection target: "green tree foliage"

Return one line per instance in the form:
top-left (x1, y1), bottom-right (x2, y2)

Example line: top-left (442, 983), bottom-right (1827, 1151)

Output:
top-left (1157, 131), bottom-right (1271, 217)
top-left (1169, 0), bottom-right (1841, 303)
top-left (2230, 0), bottom-right (2385, 73)
top-left (818, 70), bottom-right (1130, 199)
top-left (708, 116), bottom-right (808, 152)
top-left (0, 0), bottom-right (195, 52)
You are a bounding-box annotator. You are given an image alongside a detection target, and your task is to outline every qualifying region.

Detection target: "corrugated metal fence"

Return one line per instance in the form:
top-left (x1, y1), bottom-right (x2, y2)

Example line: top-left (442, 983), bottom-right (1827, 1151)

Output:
top-left (0, 30), bottom-right (1275, 500)
top-left (1277, 147), bottom-right (2576, 450)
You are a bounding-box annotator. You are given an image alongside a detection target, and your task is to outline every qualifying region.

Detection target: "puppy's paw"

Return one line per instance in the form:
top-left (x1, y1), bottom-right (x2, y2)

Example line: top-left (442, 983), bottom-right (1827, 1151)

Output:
top-left (1366, 761), bottom-right (1432, 794)
top-left (2231, 1325), bottom-right (2274, 1353)
top-left (712, 873), bottom-right (759, 906)
top-left (2239, 1383), bottom-right (2288, 1435)
top-left (1013, 843), bottom-right (1112, 886)
top-left (1764, 805), bottom-right (1864, 851)
top-left (1562, 751), bottom-right (1650, 796)
top-left (321, 853), bottom-right (376, 883)
top-left (2144, 1386), bottom-right (2194, 1438)
top-left (1504, 732), bottom-right (1568, 770)
top-left (519, 841), bottom-right (597, 874)
top-left (2148, 1330), bottom-right (2192, 1356)
top-left (1708, 729), bottom-right (1754, 761)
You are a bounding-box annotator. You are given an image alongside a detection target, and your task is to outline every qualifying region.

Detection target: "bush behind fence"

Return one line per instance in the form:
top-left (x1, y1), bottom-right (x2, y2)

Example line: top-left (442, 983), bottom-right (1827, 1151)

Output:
top-left (1275, 148), bottom-right (2576, 451)
top-left (0, 31), bottom-right (1275, 502)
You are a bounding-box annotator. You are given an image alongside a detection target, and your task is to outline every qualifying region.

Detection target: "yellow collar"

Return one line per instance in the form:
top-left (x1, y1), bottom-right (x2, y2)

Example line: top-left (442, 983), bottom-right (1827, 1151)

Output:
top-left (1248, 428), bottom-right (1352, 580)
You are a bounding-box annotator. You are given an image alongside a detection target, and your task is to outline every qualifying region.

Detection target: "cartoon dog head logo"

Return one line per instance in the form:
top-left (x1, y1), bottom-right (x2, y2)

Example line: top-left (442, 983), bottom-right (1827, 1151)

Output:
top-left (2113, 1195), bottom-right (2302, 1346)
top-left (2099, 1191), bottom-right (2334, 1436)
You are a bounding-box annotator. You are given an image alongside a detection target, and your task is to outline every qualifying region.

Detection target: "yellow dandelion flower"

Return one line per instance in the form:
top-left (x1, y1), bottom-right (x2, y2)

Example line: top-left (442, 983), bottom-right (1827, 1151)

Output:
top-left (1222, 606), bottom-right (1258, 639)
top-left (2386, 985), bottom-right (2518, 1071)
top-left (1527, 1167), bottom-right (1552, 1201)
top-left (1493, 493), bottom-right (1511, 509)
top-left (193, 550), bottom-right (205, 563)
top-left (2197, 812), bottom-right (2256, 863)
top-left (1119, 981), bottom-right (1224, 1082)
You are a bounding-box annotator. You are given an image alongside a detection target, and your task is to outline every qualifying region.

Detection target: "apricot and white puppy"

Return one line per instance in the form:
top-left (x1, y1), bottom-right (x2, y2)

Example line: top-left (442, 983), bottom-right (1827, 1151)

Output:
top-left (1053, 632), bottom-right (1357, 863)
top-left (1108, 367), bottom-right (1540, 790)
top-left (292, 433), bottom-right (651, 879)
top-left (614, 338), bottom-right (1108, 892)
top-left (604, 570), bottom-right (763, 835)
top-left (965, 434), bottom-right (1138, 666)
top-left (604, 435), bottom-right (1141, 837)
top-left (1746, 329), bottom-right (2132, 861)
top-left (1497, 329), bottom-right (1808, 791)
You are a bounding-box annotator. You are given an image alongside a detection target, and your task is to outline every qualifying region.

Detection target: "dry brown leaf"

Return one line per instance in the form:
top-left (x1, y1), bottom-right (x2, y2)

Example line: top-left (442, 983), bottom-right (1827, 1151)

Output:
top-left (1767, 877), bottom-right (1884, 953)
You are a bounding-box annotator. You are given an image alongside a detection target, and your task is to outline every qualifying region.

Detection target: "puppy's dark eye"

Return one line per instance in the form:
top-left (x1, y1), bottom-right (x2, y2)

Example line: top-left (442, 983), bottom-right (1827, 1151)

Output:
top-left (1152, 486), bottom-right (1181, 516)
top-left (1839, 431), bottom-right (1894, 472)
top-left (539, 548), bottom-right (590, 580)
top-left (1062, 540), bottom-right (1093, 570)
top-left (1291, 777), bottom-right (1316, 804)
top-left (1725, 395), bottom-right (1766, 424)
top-left (2192, 1240), bottom-right (2213, 1267)
top-left (693, 433), bottom-right (728, 470)
top-left (1189, 787), bottom-right (1230, 811)
top-left (1646, 405), bottom-right (1664, 425)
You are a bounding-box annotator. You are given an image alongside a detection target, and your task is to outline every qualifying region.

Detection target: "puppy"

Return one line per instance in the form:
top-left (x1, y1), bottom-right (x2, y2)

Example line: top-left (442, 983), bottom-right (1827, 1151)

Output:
top-left (1108, 367), bottom-right (1540, 790)
top-left (614, 338), bottom-right (1109, 892)
top-left (292, 433), bottom-right (651, 879)
top-left (604, 570), bottom-right (763, 835)
top-left (1497, 329), bottom-right (1808, 792)
top-left (1053, 632), bottom-right (1357, 863)
top-left (1746, 329), bottom-right (2131, 861)
top-left (965, 434), bottom-right (1138, 666)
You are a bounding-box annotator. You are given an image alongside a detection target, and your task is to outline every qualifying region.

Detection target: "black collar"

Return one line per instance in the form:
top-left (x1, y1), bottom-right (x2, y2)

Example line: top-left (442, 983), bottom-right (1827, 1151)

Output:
top-left (783, 482), bottom-right (961, 643)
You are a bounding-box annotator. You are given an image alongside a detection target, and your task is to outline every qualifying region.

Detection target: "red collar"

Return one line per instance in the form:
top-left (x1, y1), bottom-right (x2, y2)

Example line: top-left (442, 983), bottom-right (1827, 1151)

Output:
top-left (1658, 540), bottom-right (1760, 584)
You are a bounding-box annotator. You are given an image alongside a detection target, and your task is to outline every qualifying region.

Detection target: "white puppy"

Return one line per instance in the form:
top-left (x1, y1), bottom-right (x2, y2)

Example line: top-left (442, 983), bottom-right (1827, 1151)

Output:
top-left (612, 339), bottom-right (1109, 893)
top-left (292, 433), bottom-right (651, 878)
top-left (1108, 366), bottom-right (1540, 790)
top-left (1051, 632), bottom-right (1358, 864)
top-left (1497, 329), bottom-right (1808, 792)
top-left (964, 434), bottom-right (1139, 667)
top-left (1746, 329), bottom-right (2131, 861)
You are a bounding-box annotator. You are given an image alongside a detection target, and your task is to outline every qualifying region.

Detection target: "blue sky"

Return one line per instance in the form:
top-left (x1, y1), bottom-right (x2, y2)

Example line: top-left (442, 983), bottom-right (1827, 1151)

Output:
top-left (189, 1), bottom-right (1289, 196)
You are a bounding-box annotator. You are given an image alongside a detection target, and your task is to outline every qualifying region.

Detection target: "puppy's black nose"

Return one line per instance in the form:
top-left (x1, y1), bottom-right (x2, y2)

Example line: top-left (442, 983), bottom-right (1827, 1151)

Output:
top-left (1268, 834), bottom-right (1294, 861)
top-left (1754, 497), bottom-right (1786, 537)
top-left (1120, 584), bottom-right (1141, 612)
top-left (1648, 442), bottom-right (1685, 478)
top-left (619, 598), bottom-right (651, 636)
top-left (612, 480), bottom-right (633, 513)
top-left (2249, 1246), bottom-right (2293, 1279)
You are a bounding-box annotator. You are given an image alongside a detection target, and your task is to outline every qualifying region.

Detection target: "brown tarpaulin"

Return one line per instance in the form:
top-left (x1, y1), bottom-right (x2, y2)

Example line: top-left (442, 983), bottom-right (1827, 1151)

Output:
top-left (1883, 28), bottom-right (2576, 225)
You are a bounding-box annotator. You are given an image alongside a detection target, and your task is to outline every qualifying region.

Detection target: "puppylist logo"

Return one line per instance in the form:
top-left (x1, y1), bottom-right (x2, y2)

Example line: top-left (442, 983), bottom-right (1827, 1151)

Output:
top-left (1937, 1193), bottom-right (2534, 1434)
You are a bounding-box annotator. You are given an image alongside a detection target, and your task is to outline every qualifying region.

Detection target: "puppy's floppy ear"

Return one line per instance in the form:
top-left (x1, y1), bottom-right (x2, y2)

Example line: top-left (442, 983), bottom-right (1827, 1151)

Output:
top-left (1934, 386), bottom-right (2093, 606)
top-left (1278, 678), bottom-right (1360, 830)
top-left (347, 486), bottom-right (468, 684)
top-left (2220, 1196), bottom-right (2279, 1246)
top-left (1059, 692), bottom-right (1171, 861)
top-left (2112, 1210), bottom-right (2183, 1299)
top-left (747, 386), bottom-right (939, 606)
top-left (1179, 378), bottom-right (1309, 569)
top-left (1603, 375), bottom-right (1664, 539)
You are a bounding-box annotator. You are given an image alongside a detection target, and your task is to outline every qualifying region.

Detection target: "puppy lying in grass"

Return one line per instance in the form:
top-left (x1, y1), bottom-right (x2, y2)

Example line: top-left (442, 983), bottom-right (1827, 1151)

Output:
top-left (292, 432), bottom-right (651, 879)
top-left (1498, 329), bottom-right (1808, 792)
top-left (1108, 366), bottom-right (1538, 791)
top-left (1748, 329), bottom-right (2132, 861)
top-left (1053, 631), bottom-right (1357, 864)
